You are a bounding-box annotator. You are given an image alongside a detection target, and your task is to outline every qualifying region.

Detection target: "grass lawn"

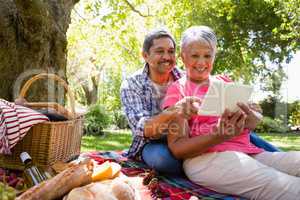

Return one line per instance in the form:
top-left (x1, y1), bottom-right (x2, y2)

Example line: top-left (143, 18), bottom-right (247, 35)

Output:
top-left (81, 129), bottom-right (300, 152)
top-left (81, 129), bottom-right (132, 152)
top-left (258, 132), bottom-right (300, 151)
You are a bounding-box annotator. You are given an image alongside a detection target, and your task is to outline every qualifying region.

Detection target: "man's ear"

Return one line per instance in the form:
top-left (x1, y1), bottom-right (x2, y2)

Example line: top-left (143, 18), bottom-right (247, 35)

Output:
top-left (142, 51), bottom-right (148, 61)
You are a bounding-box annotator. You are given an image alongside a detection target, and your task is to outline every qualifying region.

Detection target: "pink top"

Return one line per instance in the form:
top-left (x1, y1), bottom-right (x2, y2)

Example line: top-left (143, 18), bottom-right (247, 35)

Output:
top-left (162, 75), bottom-right (263, 154)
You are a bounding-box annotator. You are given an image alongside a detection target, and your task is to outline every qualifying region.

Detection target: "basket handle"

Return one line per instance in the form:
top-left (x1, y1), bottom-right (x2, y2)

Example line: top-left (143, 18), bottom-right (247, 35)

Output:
top-left (19, 73), bottom-right (76, 119)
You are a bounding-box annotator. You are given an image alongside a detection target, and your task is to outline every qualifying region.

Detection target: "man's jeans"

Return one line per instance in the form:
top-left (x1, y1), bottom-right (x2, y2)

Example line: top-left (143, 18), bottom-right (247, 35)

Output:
top-left (141, 132), bottom-right (280, 174)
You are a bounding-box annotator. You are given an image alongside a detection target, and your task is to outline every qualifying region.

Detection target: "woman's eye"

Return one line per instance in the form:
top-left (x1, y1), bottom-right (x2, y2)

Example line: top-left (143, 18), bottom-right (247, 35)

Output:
top-left (205, 54), bottom-right (212, 58)
top-left (192, 54), bottom-right (199, 58)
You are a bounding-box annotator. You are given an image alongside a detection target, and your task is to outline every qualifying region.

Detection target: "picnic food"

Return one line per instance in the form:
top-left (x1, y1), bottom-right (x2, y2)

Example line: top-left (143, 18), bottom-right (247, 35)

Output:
top-left (64, 178), bottom-right (135, 200)
top-left (13, 158), bottom-right (131, 200)
top-left (111, 179), bottom-right (135, 200)
top-left (16, 159), bottom-right (93, 200)
top-left (0, 182), bottom-right (16, 200)
top-left (92, 161), bottom-right (121, 182)
top-left (92, 161), bottom-right (112, 181)
top-left (64, 181), bottom-right (117, 200)
top-left (110, 162), bottom-right (122, 178)
top-left (0, 168), bottom-right (26, 191)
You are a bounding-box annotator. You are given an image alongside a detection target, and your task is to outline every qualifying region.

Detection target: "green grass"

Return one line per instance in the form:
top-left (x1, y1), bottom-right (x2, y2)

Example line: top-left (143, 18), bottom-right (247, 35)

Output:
top-left (258, 132), bottom-right (300, 151)
top-left (81, 129), bottom-right (132, 152)
top-left (81, 129), bottom-right (300, 152)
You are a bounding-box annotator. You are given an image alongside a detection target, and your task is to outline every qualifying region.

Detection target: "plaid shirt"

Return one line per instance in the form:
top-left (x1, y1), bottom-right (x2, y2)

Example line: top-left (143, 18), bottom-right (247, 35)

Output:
top-left (120, 64), bottom-right (182, 159)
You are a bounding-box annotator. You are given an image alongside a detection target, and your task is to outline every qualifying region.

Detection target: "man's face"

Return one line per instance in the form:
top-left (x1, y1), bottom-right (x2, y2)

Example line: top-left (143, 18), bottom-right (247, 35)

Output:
top-left (181, 40), bottom-right (215, 83)
top-left (143, 37), bottom-right (176, 75)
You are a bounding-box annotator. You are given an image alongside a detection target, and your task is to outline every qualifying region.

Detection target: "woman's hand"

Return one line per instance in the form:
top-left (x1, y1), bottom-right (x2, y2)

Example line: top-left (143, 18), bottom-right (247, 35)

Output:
top-left (173, 96), bottom-right (201, 119)
top-left (237, 102), bottom-right (263, 130)
top-left (213, 109), bottom-right (246, 140)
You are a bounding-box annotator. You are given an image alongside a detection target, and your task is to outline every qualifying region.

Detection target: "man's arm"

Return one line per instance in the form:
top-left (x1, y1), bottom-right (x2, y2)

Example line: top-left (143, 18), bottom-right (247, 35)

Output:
top-left (144, 96), bottom-right (202, 138)
top-left (144, 106), bottom-right (178, 139)
top-left (121, 77), bottom-right (202, 140)
top-left (121, 80), bottom-right (150, 138)
top-left (121, 78), bottom-right (178, 139)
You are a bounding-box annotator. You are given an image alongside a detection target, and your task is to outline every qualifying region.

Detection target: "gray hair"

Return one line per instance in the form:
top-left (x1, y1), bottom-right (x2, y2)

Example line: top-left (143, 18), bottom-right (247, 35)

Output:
top-left (181, 26), bottom-right (217, 55)
top-left (143, 29), bottom-right (176, 53)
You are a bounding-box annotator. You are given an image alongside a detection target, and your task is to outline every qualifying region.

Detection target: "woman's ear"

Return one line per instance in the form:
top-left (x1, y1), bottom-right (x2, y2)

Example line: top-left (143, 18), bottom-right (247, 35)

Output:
top-left (180, 51), bottom-right (185, 62)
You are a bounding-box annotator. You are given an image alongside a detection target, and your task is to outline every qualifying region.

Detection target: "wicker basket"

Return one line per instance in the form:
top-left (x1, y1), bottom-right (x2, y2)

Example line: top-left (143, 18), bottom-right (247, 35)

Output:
top-left (0, 73), bottom-right (84, 170)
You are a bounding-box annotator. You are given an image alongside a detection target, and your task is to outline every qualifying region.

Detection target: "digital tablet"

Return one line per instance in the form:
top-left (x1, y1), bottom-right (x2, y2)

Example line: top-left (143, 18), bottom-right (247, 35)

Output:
top-left (198, 80), bottom-right (253, 116)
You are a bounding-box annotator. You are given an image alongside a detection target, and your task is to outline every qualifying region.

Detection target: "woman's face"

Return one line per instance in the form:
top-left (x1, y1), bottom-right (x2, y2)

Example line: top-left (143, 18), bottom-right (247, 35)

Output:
top-left (181, 40), bottom-right (215, 83)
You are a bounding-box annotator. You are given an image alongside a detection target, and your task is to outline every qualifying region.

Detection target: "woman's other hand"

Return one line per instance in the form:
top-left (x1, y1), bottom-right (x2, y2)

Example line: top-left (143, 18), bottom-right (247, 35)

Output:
top-left (214, 109), bottom-right (246, 140)
top-left (238, 102), bottom-right (263, 130)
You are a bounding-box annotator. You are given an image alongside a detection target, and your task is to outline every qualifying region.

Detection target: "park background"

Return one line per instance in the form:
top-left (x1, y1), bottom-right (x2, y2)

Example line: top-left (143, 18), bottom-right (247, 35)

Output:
top-left (0, 0), bottom-right (299, 152)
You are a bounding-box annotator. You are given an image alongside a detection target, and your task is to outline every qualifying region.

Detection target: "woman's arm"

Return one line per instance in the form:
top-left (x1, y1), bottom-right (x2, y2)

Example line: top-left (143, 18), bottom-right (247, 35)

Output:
top-left (167, 116), bottom-right (226, 159)
top-left (167, 109), bottom-right (246, 159)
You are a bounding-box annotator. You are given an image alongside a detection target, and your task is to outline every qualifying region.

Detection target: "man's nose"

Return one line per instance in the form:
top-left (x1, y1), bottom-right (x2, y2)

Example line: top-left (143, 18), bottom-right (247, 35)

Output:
top-left (162, 52), bottom-right (172, 60)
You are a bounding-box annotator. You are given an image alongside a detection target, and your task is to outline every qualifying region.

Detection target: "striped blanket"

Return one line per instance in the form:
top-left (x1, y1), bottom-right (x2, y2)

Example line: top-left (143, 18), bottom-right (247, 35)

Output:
top-left (0, 99), bottom-right (49, 154)
top-left (85, 151), bottom-right (245, 200)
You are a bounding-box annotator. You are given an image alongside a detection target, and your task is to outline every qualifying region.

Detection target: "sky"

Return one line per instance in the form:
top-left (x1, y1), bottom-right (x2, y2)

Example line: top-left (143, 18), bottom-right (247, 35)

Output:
top-left (281, 51), bottom-right (300, 102)
top-left (251, 51), bottom-right (300, 103)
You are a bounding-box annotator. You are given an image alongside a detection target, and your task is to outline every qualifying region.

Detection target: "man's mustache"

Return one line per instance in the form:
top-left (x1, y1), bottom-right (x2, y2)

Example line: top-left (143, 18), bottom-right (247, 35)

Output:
top-left (159, 60), bottom-right (174, 64)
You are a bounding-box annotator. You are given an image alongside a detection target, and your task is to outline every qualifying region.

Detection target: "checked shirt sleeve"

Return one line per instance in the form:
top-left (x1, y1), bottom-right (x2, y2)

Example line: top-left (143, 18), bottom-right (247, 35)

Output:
top-left (120, 78), bottom-right (151, 138)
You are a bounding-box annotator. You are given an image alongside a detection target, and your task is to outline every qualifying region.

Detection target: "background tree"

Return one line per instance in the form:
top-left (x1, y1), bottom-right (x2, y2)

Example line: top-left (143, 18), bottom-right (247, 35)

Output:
top-left (67, 0), bottom-right (299, 129)
top-left (168, 0), bottom-right (299, 89)
top-left (0, 0), bottom-right (79, 101)
top-left (68, 0), bottom-right (299, 97)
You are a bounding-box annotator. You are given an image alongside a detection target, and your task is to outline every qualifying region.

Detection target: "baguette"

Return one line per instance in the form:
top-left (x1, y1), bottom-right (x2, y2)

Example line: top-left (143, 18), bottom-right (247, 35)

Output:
top-left (16, 159), bottom-right (93, 200)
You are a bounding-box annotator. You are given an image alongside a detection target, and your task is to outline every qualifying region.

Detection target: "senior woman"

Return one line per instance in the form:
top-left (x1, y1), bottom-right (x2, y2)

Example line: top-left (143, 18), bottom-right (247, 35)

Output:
top-left (163, 26), bottom-right (300, 200)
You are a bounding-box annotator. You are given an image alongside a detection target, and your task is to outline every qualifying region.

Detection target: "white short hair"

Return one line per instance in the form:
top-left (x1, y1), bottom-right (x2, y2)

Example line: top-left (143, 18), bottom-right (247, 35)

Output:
top-left (181, 26), bottom-right (217, 55)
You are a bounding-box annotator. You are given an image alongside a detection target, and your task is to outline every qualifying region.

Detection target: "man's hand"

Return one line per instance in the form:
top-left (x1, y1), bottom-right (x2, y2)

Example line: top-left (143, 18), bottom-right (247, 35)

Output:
top-left (174, 96), bottom-right (201, 119)
top-left (237, 102), bottom-right (263, 130)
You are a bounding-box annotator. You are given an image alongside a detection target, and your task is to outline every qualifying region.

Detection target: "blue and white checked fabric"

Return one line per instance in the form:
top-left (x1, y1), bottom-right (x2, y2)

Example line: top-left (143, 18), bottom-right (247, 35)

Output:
top-left (120, 64), bottom-right (182, 159)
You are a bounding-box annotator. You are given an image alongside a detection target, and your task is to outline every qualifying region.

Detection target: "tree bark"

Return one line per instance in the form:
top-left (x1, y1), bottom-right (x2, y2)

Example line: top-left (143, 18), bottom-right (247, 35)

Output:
top-left (0, 0), bottom-right (79, 102)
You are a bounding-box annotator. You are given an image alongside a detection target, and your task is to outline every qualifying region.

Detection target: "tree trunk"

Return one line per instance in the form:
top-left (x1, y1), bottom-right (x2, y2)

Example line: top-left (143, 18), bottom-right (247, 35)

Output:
top-left (0, 0), bottom-right (79, 102)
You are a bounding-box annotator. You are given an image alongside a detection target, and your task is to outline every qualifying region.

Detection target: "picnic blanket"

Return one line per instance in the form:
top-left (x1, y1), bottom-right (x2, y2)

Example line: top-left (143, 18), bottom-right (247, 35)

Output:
top-left (84, 151), bottom-right (245, 200)
top-left (0, 99), bottom-right (49, 154)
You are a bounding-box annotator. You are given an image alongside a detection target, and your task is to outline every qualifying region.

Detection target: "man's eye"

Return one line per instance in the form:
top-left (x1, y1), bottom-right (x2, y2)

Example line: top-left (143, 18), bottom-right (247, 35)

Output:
top-left (205, 54), bottom-right (212, 58)
top-left (192, 55), bottom-right (199, 58)
top-left (155, 50), bottom-right (164, 54)
top-left (169, 50), bottom-right (175, 54)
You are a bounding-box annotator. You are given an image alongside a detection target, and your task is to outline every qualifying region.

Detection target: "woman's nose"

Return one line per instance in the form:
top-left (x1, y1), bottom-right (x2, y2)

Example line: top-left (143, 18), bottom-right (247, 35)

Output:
top-left (196, 57), bottom-right (206, 65)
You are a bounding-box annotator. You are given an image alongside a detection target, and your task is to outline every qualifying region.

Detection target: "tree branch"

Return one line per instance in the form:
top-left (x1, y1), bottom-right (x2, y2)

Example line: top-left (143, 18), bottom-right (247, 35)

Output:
top-left (123, 0), bottom-right (152, 17)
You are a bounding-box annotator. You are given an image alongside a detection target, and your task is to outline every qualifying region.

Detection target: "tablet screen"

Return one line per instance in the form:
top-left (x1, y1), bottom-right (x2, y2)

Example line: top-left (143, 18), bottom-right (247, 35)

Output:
top-left (198, 80), bottom-right (253, 116)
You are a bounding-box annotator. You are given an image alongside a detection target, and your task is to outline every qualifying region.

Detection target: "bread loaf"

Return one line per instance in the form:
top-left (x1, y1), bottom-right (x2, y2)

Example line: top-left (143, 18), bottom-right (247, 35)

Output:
top-left (64, 178), bottom-right (135, 200)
